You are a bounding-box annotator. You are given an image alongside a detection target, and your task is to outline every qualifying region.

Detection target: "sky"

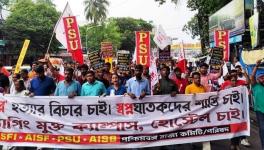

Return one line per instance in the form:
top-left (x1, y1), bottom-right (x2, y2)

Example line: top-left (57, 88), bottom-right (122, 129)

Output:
top-left (53, 0), bottom-right (199, 43)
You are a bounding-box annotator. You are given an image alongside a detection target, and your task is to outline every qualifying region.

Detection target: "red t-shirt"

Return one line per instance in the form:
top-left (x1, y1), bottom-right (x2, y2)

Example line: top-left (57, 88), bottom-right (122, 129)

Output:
top-left (220, 80), bottom-right (246, 90)
top-left (172, 77), bottom-right (188, 94)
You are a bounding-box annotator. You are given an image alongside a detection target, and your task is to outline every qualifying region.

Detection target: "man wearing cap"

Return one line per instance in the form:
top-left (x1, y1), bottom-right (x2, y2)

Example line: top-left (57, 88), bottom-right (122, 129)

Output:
top-left (29, 65), bottom-right (56, 96)
top-left (251, 59), bottom-right (264, 149)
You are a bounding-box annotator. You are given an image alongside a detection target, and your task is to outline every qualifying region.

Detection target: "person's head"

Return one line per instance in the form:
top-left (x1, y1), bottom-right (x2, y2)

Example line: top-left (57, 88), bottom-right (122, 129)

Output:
top-left (161, 66), bottom-right (170, 78)
top-left (174, 67), bottom-right (182, 78)
top-left (229, 69), bottom-right (238, 77)
top-left (96, 69), bottom-right (104, 79)
top-left (111, 74), bottom-right (119, 85)
top-left (35, 65), bottom-right (45, 79)
top-left (199, 63), bottom-right (209, 75)
top-left (135, 64), bottom-right (143, 79)
top-left (20, 69), bottom-right (28, 80)
top-left (79, 64), bottom-right (88, 76)
top-left (235, 65), bottom-right (243, 75)
top-left (104, 62), bottom-right (111, 72)
top-left (64, 67), bottom-right (74, 82)
top-left (14, 80), bottom-right (26, 92)
top-left (86, 70), bottom-right (95, 83)
top-left (143, 66), bottom-right (149, 76)
top-left (189, 62), bottom-right (193, 66)
top-left (12, 73), bottom-right (21, 82)
top-left (230, 75), bottom-right (238, 87)
top-left (43, 64), bottom-right (48, 71)
top-left (257, 73), bottom-right (264, 85)
top-left (192, 72), bottom-right (201, 86)
top-left (31, 62), bottom-right (38, 71)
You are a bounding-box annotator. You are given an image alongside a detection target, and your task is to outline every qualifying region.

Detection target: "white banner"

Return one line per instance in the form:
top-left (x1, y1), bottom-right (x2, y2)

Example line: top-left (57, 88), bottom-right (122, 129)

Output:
top-left (0, 86), bottom-right (249, 149)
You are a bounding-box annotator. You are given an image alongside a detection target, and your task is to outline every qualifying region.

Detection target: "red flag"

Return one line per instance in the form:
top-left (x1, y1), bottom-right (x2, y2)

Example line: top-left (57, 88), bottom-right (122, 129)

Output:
top-left (177, 41), bottom-right (187, 73)
top-left (135, 31), bottom-right (150, 67)
top-left (214, 30), bottom-right (230, 61)
top-left (54, 3), bottom-right (83, 64)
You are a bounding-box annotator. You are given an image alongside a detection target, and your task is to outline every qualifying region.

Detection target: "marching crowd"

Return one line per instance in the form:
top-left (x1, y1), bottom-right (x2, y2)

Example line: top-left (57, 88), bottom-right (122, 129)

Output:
top-left (0, 56), bottom-right (264, 150)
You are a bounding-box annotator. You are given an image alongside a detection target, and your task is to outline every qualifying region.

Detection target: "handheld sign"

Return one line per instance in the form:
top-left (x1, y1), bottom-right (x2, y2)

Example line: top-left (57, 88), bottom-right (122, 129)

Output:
top-left (210, 47), bottom-right (223, 71)
top-left (15, 39), bottom-right (30, 74)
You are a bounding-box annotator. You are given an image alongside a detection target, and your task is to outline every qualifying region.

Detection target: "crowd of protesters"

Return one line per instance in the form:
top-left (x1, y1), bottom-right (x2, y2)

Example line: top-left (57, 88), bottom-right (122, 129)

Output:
top-left (0, 56), bottom-right (264, 150)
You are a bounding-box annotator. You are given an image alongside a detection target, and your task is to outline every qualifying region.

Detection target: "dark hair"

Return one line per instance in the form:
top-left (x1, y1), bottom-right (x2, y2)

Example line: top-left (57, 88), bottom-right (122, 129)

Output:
top-left (200, 63), bottom-right (209, 68)
top-left (17, 80), bottom-right (26, 90)
top-left (35, 65), bottom-right (44, 74)
top-left (162, 65), bottom-right (170, 72)
top-left (13, 73), bottom-right (21, 79)
top-left (87, 70), bottom-right (95, 76)
top-left (174, 67), bottom-right (182, 73)
top-left (79, 64), bottom-right (89, 70)
top-left (65, 67), bottom-right (74, 74)
top-left (191, 72), bottom-right (200, 78)
top-left (235, 65), bottom-right (242, 69)
top-left (229, 69), bottom-right (237, 74)
top-left (21, 69), bottom-right (28, 74)
top-left (112, 73), bottom-right (119, 78)
top-left (135, 64), bottom-right (143, 71)
top-left (104, 62), bottom-right (111, 66)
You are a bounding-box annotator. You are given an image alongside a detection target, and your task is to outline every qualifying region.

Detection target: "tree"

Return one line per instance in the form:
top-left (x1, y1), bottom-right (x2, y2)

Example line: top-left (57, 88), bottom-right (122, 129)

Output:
top-left (155, 0), bottom-right (231, 52)
top-left (79, 19), bottom-right (121, 52)
top-left (1, 0), bottom-right (60, 56)
top-left (112, 17), bottom-right (153, 53)
top-left (84, 0), bottom-right (109, 25)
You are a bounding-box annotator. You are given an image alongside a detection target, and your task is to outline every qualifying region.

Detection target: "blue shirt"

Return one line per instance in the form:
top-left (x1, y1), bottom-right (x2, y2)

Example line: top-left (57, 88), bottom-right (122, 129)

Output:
top-left (29, 76), bottom-right (56, 96)
top-left (81, 80), bottom-right (106, 96)
top-left (106, 85), bottom-right (127, 95)
top-left (126, 77), bottom-right (150, 97)
top-left (55, 80), bottom-right (81, 96)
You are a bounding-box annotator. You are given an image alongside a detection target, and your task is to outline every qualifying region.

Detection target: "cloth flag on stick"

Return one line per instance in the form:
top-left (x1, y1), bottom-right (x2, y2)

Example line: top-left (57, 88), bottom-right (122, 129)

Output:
top-left (153, 25), bottom-right (172, 50)
top-left (149, 49), bottom-right (159, 95)
top-left (54, 2), bottom-right (83, 64)
top-left (177, 41), bottom-right (187, 73)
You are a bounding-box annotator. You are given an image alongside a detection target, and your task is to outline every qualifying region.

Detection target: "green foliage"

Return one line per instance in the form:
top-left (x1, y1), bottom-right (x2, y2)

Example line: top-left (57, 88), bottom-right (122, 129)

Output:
top-left (84, 0), bottom-right (109, 25)
top-left (184, 0), bottom-right (231, 51)
top-left (1, 0), bottom-right (59, 56)
top-left (79, 19), bottom-right (121, 52)
top-left (112, 17), bottom-right (153, 53)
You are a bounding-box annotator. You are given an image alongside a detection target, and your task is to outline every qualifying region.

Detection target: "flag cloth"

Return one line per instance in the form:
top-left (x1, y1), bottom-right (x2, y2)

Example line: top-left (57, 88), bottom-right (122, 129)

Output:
top-left (177, 41), bottom-right (187, 73)
top-left (153, 25), bottom-right (172, 50)
top-left (54, 2), bottom-right (83, 64)
top-left (149, 49), bottom-right (159, 95)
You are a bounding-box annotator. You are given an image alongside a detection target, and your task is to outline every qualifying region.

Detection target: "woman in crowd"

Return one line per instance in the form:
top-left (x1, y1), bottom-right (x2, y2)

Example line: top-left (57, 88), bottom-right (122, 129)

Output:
top-left (106, 74), bottom-right (126, 96)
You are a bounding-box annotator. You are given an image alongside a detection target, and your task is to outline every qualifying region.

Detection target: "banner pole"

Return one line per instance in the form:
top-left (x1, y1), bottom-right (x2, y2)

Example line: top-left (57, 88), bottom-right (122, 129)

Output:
top-left (45, 30), bottom-right (55, 54)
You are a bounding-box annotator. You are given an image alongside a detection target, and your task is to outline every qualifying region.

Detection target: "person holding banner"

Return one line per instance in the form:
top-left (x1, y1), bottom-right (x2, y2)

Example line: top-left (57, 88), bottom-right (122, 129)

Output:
top-left (106, 73), bottom-right (126, 96)
top-left (126, 64), bottom-right (150, 99)
top-left (28, 65), bottom-right (56, 97)
top-left (55, 67), bottom-right (81, 98)
top-left (251, 59), bottom-right (264, 150)
top-left (81, 70), bottom-right (106, 96)
top-left (153, 65), bottom-right (178, 96)
top-left (185, 72), bottom-right (209, 150)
